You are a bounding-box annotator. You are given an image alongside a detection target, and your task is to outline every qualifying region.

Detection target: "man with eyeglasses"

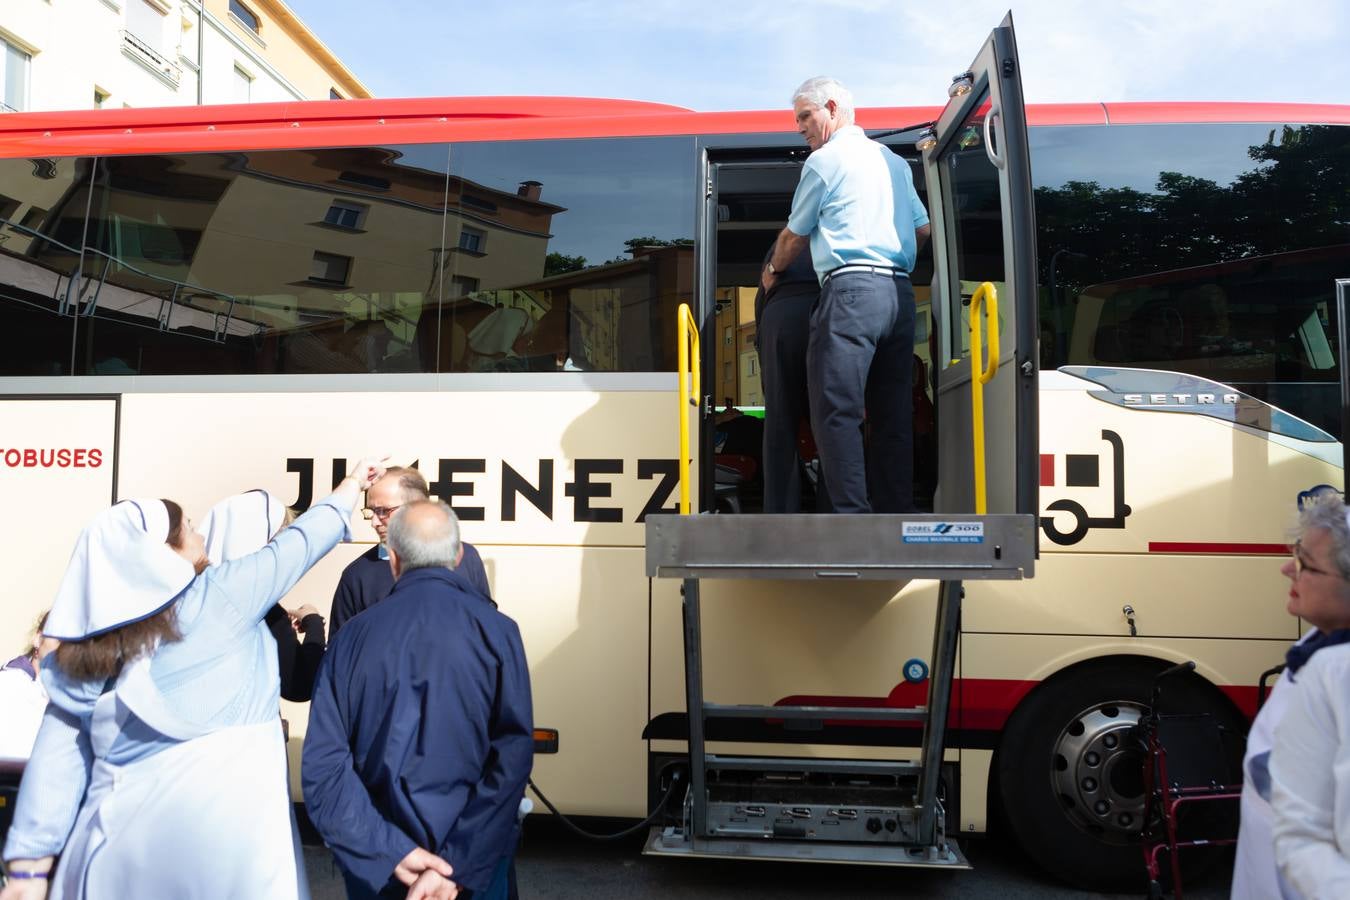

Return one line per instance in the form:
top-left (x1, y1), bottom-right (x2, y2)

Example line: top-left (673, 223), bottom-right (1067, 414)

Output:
top-left (329, 466), bottom-right (491, 639)
top-left (762, 75), bottom-right (930, 514)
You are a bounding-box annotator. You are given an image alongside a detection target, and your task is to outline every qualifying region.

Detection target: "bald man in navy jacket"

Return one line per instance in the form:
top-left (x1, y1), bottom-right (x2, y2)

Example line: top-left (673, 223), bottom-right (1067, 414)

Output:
top-left (304, 500), bottom-right (532, 900)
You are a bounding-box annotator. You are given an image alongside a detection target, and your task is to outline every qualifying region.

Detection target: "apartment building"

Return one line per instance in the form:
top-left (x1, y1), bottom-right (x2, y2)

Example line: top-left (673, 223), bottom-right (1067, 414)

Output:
top-left (1, 0), bottom-right (368, 113)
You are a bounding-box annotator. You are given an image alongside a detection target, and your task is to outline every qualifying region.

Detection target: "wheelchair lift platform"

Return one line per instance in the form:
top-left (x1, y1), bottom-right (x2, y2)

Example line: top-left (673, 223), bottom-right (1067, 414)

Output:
top-left (643, 511), bottom-right (1035, 869)
top-left (646, 512), bottom-right (1036, 581)
top-left (645, 14), bottom-right (1044, 866)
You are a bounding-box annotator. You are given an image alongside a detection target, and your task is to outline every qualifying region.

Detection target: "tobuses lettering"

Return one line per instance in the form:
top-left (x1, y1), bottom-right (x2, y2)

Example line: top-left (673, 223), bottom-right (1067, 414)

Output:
top-left (0, 447), bottom-right (104, 468)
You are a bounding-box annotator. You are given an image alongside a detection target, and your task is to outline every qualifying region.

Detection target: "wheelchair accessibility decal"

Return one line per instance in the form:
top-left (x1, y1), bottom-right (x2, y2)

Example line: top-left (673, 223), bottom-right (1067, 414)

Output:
top-left (1040, 429), bottom-right (1132, 546)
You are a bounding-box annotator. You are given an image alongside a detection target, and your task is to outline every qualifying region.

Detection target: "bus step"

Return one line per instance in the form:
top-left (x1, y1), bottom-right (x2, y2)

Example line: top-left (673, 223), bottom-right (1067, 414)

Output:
top-left (705, 755), bottom-right (922, 778)
top-left (704, 703), bottom-right (926, 724)
top-left (643, 826), bottom-right (970, 869)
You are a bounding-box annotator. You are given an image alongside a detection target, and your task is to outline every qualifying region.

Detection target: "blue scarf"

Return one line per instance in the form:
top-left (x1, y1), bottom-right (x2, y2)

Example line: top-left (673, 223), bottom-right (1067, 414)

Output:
top-left (1286, 628), bottom-right (1350, 679)
top-left (1, 653), bottom-right (36, 679)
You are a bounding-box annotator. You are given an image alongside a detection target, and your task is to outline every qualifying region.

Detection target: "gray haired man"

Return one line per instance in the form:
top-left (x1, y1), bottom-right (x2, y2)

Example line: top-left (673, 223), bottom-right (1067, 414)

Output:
top-left (304, 500), bottom-right (532, 900)
top-left (762, 76), bottom-right (931, 513)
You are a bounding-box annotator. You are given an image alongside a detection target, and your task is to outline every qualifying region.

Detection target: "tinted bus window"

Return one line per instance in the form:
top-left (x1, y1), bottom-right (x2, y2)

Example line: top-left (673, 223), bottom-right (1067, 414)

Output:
top-left (938, 95), bottom-right (1006, 364)
top-left (72, 144), bottom-right (451, 375)
top-left (0, 156), bottom-right (96, 375)
top-left (439, 137), bottom-right (695, 372)
top-left (1036, 123), bottom-right (1350, 434)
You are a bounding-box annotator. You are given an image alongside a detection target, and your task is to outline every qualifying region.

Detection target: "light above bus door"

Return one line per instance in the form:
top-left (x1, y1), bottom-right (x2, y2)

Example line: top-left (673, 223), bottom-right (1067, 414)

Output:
top-left (923, 10), bottom-right (1040, 533)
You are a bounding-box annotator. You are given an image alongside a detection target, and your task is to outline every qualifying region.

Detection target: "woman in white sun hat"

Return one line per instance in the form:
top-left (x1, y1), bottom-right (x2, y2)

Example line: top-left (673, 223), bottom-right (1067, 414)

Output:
top-left (0, 458), bottom-right (384, 900)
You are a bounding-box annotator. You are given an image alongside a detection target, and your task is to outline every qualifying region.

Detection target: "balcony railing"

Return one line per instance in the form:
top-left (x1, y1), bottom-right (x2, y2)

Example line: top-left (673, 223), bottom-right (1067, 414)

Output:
top-left (121, 29), bottom-right (182, 87)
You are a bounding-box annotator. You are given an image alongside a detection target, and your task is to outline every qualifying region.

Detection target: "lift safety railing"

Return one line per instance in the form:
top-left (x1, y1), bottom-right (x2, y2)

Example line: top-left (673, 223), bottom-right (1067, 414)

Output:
top-left (969, 281), bottom-right (999, 514)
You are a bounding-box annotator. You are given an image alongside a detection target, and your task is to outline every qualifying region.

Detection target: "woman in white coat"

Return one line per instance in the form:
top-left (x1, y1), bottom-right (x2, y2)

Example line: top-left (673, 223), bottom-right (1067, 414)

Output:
top-left (1271, 640), bottom-right (1350, 898)
top-left (1231, 494), bottom-right (1350, 899)
top-left (0, 459), bottom-right (383, 899)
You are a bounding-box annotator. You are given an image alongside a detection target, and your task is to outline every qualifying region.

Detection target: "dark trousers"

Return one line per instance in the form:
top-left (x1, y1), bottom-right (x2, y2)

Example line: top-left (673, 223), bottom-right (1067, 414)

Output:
top-left (759, 286), bottom-right (815, 513)
top-left (806, 271), bottom-right (915, 514)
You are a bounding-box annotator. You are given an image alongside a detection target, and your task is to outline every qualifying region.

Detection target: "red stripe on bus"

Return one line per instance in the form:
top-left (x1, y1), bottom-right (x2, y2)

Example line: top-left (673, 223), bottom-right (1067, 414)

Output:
top-left (1103, 101), bottom-right (1350, 126)
top-left (784, 678), bottom-right (1266, 734)
top-left (1219, 685), bottom-right (1261, 722)
top-left (1149, 542), bottom-right (1290, 555)
top-left (1039, 454), bottom-right (1054, 487)
top-left (781, 679), bottom-right (1268, 735)
top-left (777, 678), bottom-right (1039, 732)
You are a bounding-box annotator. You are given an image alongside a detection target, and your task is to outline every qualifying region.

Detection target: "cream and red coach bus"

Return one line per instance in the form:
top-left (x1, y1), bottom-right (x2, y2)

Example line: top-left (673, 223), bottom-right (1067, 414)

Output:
top-left (0, 85), bottom-right (1346, 888)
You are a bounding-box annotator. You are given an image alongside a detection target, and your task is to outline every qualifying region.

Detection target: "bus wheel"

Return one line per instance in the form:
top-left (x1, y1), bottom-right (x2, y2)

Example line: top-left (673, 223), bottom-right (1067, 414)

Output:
top-left (995, 657), bottom-right (1239, 890)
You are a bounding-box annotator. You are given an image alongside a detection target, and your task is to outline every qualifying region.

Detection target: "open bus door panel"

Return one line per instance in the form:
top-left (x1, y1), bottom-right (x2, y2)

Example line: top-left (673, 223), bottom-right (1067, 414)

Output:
top-left (925, 11), bottom-right (1040, 524)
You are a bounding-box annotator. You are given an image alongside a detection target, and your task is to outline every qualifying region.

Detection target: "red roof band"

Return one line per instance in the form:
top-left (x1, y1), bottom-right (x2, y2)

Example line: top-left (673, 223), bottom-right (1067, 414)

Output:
top-left (0, 99), bottom-right (1347, 159)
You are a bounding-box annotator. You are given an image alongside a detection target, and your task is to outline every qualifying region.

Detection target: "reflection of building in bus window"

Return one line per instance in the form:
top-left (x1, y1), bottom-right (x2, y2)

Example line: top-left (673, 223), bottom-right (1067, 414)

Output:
top-left (513, 301), bottom-right (572, 371)
top-left (498, 243), bottom-right (691, 373)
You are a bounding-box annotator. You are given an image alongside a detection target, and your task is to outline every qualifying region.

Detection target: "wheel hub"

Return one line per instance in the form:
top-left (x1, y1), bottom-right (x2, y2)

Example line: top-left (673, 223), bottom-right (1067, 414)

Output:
top-left (1050, 702), bottom-right (1146, 844)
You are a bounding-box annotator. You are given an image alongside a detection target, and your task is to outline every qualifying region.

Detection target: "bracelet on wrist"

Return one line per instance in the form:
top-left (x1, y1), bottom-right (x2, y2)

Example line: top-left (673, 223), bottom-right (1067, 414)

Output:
top-left (5, 869), bottom-right (51, 880)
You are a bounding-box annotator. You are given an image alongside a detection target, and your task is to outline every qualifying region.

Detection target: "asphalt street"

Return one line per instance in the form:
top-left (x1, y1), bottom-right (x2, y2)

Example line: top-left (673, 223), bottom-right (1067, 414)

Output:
top-left (304, 818), bottom-right (1232, 899)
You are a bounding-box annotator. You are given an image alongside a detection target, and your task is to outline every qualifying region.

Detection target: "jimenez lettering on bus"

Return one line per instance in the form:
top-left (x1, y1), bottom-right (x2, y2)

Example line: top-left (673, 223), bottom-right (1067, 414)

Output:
top-left (284, 457), bottom-right (681, 523)
top-left (0, 448), bottom-right (104, 468)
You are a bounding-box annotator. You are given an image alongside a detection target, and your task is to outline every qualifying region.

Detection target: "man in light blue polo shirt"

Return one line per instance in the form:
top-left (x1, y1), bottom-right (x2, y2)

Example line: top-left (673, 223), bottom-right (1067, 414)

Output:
top-left (762, 76), bottom-right (930, 514)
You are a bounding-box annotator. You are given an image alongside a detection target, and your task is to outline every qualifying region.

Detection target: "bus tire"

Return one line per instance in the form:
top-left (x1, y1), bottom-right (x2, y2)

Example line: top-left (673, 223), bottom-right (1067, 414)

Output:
top-left (994, 656), bottom-right (1241, 891)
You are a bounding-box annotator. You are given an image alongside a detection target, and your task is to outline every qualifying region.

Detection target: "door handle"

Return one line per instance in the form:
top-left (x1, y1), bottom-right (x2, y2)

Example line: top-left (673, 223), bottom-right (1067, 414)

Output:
top-left (983, 108), bottom-right (1005, 170)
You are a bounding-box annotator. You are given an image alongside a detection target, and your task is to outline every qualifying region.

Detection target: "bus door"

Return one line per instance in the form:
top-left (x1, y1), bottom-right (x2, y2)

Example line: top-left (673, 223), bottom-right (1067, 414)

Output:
top-left (698, 154), bottom-right (807, 513)
top-left (924, 11), bottom-right (1040, 523)
top-left (1341, 278), bottom-right (1350, 465)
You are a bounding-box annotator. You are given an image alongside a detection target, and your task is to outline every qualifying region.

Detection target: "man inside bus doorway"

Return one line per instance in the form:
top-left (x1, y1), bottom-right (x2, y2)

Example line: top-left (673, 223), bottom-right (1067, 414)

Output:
top-left (329, 466), bottom-right (491, 638)
top-left (761, 76), bottom-right (930, 514)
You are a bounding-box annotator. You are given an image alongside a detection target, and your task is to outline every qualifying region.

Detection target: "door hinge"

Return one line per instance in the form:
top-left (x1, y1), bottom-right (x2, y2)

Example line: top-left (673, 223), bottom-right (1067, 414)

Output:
top-left (706, 177), bottom-right (713, 198)
top-left (1021, 360), bottom-right (1034, 376)
top-left (1002, 58), bottom-right (1015, 77)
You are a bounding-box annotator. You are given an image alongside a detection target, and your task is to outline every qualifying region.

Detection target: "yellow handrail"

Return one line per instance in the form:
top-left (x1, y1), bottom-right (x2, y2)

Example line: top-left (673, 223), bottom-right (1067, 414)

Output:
top-left (677, 302), bottom-right (701, 515)
top-left (969, 282), bottom-right (1000, 514)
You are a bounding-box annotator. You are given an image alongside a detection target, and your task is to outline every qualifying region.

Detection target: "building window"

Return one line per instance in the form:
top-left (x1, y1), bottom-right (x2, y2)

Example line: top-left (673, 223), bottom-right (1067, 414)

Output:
top-left (228, 0), bottom-right (261, 33)
top-left (450, 275), bottom-right (479, 298)
top-left (94, 87), bottom-right (110, 109)
top-left (329, 88), bottom-right (343, 100)
top-left (458, 226), bottom-right (486, 254)
top-left (233, 65), bottom-right (252, 103)
top-left (323, 200), bottom-right (367, 230)
top-left (20, 206), bottom-right (47, 231)
top-left (461, 194), bottom-right (497, 213)
top-left (126, 0), bottom-right (167, 52)
top-left (2, 38), bottom-right (31, 113)
top-left (310, 251), bottom-right (352, 286)
top-left (336, 171), bottom-right (390, 191)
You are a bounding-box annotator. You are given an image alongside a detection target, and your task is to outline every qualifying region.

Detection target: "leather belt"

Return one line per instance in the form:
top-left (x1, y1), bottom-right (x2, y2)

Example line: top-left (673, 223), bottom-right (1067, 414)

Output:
top-left (822, 264), bottom-right (909, 284)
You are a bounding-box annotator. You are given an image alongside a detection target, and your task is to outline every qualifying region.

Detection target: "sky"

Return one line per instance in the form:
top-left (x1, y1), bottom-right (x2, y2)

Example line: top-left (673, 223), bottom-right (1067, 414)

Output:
top-left (284, 0), bottom-right (1350, 113)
